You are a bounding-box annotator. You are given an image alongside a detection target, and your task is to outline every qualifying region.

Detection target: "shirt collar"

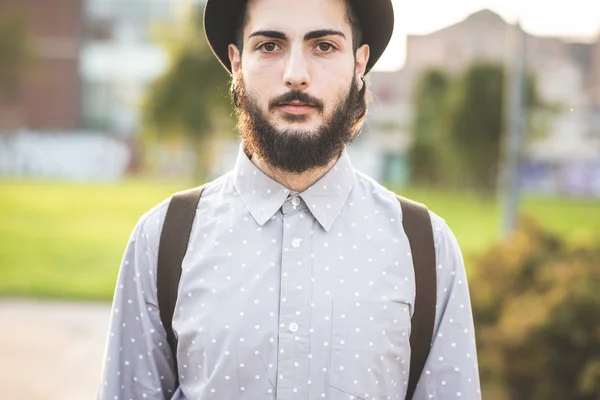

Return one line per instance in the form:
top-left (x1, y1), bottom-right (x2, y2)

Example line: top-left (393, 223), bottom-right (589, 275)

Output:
top-left (232, 143), bottom-right (357, 232)
top-left (232, 144), bottom-right (291, 226)
top-left (298, 148), bottom-right (356, 232)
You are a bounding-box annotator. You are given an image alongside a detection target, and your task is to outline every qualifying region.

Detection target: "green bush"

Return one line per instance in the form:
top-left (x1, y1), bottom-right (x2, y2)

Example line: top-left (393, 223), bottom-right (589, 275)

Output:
top-left (470, 219), bottom-right (600, 399)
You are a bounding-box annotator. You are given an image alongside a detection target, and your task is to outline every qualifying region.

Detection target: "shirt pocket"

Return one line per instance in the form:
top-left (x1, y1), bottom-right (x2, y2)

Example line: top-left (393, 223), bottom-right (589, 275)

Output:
top-left (329, 299), bottom-right (411, 400)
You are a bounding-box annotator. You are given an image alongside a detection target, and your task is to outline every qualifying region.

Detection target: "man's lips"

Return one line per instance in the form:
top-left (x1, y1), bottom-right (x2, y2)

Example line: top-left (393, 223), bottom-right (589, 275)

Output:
top-left (278, 103), bottom-right (316, 114)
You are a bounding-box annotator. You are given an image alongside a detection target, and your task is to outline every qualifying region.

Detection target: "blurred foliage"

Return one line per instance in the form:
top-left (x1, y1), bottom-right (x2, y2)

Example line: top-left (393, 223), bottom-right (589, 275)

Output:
top-left (470, 218), bottom-right (600, 399)
top-left (141, 4), bottom-right (234, 180)
top-left (409, 62), bottom-right (543, 195)
top-left (407, 68), bottom-right (451, 186)
top-left (0, 8), bottom-right (36, 103)
top-left (445, 62), bottom-right (540, 195)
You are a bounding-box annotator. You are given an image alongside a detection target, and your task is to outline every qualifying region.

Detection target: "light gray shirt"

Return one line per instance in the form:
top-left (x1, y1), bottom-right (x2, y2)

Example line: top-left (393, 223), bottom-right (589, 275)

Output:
top-left (98, 145), bottom-right (481, 400)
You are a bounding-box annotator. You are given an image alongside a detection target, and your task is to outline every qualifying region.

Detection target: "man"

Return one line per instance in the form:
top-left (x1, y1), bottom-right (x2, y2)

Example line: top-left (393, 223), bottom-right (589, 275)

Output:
top-left (98, 0), bottom-right (481, 398)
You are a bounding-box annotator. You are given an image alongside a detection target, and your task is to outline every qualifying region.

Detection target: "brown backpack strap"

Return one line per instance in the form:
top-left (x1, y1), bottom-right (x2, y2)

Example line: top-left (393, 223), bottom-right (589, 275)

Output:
top-left (397, 195), bottom-right (437, 400)
top-left (157, 185), bottom-right (205, 389)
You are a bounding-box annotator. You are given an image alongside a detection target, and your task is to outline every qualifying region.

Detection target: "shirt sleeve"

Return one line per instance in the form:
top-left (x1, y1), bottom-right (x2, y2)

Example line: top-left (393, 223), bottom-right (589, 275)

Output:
top-left (412, 214), bottom-right (482, 399)
top-left (97, 213), bottom-right (178, 399)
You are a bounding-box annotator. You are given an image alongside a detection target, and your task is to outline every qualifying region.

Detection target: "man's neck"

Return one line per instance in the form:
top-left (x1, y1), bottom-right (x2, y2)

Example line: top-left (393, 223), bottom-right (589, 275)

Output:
top-left (250, 153), bottom-right (340, 193)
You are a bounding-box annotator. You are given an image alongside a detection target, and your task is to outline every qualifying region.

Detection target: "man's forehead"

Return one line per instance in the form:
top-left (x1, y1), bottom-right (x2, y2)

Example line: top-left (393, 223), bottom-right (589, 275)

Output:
top-left (244, 0), bottom-right (350, 36)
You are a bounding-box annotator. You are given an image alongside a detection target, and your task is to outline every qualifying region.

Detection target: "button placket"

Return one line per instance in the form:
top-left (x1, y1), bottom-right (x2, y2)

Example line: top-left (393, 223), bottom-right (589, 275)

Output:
top-left (277, 205), bottom-right (311, 399)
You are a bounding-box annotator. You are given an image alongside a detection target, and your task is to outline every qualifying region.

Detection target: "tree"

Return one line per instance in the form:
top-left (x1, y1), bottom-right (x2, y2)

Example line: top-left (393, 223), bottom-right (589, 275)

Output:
top-left (141, 4), bottom-right (233, 180)
top-left (443, 62), bottom-right (540, 195)
top-left (407, 68), bottom-right (451, 186)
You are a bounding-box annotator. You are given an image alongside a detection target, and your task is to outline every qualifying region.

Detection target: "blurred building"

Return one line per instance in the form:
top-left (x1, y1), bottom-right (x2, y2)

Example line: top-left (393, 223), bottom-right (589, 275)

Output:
top-left (81, 0), bottom-right (177, 135)
top-left (1, 3), bottom-right (599, 190)
top-left (0, 0), bottom-right (186, 180)
top-left (591, 33), bottom-right (600, 129)
top-left (0, 0), bottom-right (83, 130)
top-left (369, 9), bottom-right (600, 139)
top-left (590, 33), bottom-right (600, 103)
top-left (367, 9), bottom-right (600, 195)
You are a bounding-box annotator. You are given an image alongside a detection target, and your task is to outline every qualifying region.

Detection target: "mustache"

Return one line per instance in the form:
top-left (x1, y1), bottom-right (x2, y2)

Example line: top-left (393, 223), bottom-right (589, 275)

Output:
top-left (268, 91), bottom-right (324, 113)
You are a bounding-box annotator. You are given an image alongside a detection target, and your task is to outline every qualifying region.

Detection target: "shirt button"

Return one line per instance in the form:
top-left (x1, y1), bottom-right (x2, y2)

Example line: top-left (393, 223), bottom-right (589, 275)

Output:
top-left (291, 197), bottom-right (301, 207)
top-left (292, 238), bottom-right (302, 248)
top-left (289, 322), bottom-right (299, 332)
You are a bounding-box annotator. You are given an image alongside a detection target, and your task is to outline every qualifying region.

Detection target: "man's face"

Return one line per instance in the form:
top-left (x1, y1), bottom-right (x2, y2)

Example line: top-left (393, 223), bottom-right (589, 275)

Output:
top-left (228, 0), bottom-right (370, 173)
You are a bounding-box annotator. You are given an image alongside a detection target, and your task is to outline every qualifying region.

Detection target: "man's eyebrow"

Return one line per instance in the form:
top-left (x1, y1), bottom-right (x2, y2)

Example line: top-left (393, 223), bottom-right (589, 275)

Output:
top-left (304, 29), bottom-right (346, 41)
top-left (248, 30), bottom-right (288, 40)
top-left (247, 29), bottom-right (346, 42)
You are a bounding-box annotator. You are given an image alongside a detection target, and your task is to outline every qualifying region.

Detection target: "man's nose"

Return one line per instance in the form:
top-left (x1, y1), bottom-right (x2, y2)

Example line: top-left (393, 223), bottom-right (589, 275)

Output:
top-left (283, 46), bottom-right (311, 90)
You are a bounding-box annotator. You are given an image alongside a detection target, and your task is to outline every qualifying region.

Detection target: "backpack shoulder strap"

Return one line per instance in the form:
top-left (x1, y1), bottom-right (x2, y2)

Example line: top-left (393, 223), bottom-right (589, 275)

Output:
top-left (157, 185), bottom-right (206, 387)
top-left (396, 195), bottom-right (437, 400)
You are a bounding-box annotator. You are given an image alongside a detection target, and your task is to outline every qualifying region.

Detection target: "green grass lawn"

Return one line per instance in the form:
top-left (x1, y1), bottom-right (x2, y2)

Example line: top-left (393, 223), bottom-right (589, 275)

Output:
top-left (0, 179), bottom-right (187, 300)
top-left (1, 179), bottom-right (599, 301)
top-left (402, 187), bottom-right (600, 256)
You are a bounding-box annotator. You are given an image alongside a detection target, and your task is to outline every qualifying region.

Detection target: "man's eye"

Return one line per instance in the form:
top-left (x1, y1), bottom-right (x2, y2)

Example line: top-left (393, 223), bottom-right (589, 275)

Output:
top-left (261, 42), bottom-right (279, 52)
top-left (317, 43), bottom-right (334, 52)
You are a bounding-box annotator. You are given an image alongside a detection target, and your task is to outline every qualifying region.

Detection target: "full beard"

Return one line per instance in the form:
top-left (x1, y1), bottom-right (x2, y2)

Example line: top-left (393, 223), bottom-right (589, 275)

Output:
top-left (232, 75), bottom-right (366, 174)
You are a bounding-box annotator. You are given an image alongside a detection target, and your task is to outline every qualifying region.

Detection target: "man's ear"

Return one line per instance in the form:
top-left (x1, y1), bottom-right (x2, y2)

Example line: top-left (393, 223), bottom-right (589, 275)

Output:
top-left (355, 44), bottom-right (370, 89)
top-left (229, 44), bottom-right (242, 75)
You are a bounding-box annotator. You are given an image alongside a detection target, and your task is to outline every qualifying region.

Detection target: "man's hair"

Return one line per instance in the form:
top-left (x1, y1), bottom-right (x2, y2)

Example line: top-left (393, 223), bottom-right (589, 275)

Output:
top-left (234, 0), bottom-right (363, 55)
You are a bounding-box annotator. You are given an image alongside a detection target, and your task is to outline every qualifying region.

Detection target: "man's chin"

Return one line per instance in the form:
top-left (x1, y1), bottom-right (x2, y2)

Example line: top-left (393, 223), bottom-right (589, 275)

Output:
top-left (277, 126), bottom-right (321, 138)
top-left (271, 117), bottom-right (322, 133)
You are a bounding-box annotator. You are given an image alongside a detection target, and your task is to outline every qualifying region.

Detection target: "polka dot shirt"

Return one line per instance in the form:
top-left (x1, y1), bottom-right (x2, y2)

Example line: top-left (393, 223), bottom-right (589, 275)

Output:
top-left (98, 145), bottom-right (481, 399)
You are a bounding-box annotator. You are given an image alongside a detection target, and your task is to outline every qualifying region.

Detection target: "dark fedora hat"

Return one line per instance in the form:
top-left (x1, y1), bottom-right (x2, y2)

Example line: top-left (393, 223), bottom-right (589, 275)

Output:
top-left (203, 0), bottom-right (394, 75)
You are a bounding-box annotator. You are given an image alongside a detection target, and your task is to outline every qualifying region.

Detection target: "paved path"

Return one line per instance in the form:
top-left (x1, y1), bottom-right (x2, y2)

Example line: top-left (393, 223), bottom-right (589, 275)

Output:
top-left (0, 299), bottom-right (111, 400)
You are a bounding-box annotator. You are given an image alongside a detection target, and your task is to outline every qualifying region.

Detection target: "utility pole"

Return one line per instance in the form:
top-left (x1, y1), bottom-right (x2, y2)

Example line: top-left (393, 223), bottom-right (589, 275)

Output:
top-left (501, 21), bottom-right (527, 238)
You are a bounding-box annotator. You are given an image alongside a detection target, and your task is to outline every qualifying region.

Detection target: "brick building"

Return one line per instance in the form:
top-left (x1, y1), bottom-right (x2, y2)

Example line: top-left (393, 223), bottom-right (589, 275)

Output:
top-left (0, 0), bottom-right (83, 130)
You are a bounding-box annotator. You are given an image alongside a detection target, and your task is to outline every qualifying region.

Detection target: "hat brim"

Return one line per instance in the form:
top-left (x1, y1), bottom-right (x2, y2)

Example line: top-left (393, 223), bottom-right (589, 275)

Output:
top-left (203, 0), bottom-right (394, 75)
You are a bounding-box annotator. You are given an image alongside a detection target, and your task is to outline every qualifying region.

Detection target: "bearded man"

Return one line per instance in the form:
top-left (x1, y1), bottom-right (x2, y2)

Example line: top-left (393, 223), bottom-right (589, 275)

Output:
top-left (98, 0), bottom-right (481, 399)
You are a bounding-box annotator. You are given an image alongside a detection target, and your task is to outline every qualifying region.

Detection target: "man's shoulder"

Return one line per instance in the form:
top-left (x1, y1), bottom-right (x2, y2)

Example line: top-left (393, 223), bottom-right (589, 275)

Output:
top-left (353, 169), bottom-right (401, 205)
top-left (353, 169), bottom-right (447, 232)
top-left (136, 171), bottom-right (232, 230)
